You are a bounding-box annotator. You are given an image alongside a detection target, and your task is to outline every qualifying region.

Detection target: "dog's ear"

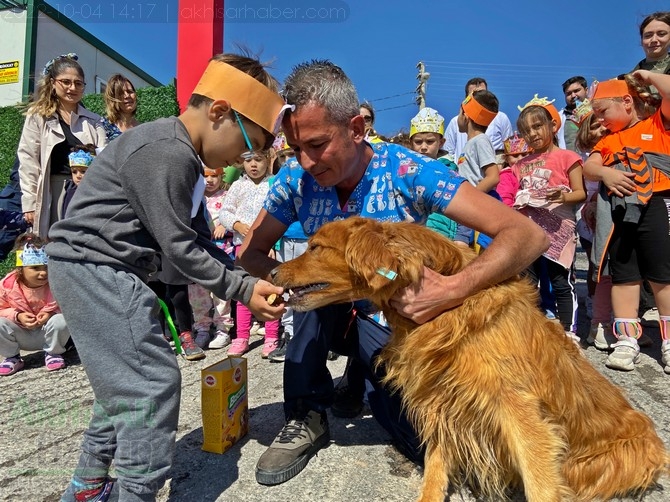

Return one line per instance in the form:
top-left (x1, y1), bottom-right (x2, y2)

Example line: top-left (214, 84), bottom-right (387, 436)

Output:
top-left (344, 219), bottom-right (398, 292)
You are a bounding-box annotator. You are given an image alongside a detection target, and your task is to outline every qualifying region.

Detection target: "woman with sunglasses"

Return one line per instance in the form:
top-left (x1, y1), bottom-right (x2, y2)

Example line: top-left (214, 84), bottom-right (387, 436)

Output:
top-left (17, 53), bottom-right (107, 237)
top-left (360, 102), bottom-right (383, 143)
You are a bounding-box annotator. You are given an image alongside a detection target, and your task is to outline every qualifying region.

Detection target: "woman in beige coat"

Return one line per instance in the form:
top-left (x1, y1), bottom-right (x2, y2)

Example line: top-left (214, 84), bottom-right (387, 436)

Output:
top-left (18, 54), bottom-right (107, 237)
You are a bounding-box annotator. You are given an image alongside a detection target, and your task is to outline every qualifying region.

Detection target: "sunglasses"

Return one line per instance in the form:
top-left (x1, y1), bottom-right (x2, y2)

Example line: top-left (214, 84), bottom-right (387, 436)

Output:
top-left (362, 115), bottom-right (373, 123)
top-left (54, 78), bottom-right (86, 90)
top-left (234, 110), bottom-right (257, 161)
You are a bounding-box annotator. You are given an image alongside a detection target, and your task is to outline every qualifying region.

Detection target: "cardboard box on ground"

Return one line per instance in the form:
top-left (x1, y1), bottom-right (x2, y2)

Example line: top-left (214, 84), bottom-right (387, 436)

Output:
top-left (201, 356), bottom-right (249, 454)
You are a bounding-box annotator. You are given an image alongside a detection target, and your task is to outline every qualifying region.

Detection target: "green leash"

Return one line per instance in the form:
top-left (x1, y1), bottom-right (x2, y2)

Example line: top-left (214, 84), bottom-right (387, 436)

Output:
top-left (157, 298), bottom-right (182, 355)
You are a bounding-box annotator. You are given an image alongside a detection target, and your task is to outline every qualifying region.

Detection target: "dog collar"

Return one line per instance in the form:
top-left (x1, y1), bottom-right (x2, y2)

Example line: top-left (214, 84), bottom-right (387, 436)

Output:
top-left (376, 268), bottom-right (397, 281)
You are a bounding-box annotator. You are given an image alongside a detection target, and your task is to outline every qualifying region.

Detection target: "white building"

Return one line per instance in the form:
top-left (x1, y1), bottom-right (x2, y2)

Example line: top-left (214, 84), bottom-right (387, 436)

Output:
top-left (0, 0), bottom-right (161, 107)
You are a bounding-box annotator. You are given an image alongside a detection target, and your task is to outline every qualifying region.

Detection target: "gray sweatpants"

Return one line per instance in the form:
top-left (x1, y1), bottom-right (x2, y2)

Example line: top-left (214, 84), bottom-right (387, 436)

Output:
top-left (0, 314), bottom-right (70, 357)
top-left (48, 259), bottom-right (181, 502)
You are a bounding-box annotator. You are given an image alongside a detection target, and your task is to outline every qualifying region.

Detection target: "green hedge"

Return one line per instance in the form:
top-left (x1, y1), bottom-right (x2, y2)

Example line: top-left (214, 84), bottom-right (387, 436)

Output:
top-left (0, 83), bottom-right (178, 275)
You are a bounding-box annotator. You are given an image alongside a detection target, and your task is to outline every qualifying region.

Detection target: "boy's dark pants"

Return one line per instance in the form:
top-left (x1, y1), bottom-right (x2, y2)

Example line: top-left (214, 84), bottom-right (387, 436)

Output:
top-left (49, 259), bottom-right (181, 501)
top-left (284, 304), bottom-right (423, 463)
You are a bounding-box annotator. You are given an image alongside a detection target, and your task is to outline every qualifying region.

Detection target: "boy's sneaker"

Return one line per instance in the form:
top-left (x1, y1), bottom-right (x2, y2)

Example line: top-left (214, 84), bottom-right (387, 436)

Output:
top-left (586, 322), bottom-right (615, 351)
top-left (69, 476), bottom-right (114, 502)
top-left (179, 331), bottom-right (206, 361)
top-left (250, 322), bottom-right (262, 336)
top-left (0, 355), bottom-right (24, 376)
top-left (269, 334), bottom-right (291, 363)
top-left (228, 338), bottom-right (249, 356)
top-left (605, 336), bottom-right (640, 371)
top-left (209, 330), bottom-right (231, 349)
top-left (661, 342), bottom-right (670, 375)
top-left (261, 338), bottom-right (279, 359)
top-left (256, 409), bottom-right (330, 485)
top-left (194, 330), bottom-right (211, 349)
top-left (45, 353), bottom-right (66, 372)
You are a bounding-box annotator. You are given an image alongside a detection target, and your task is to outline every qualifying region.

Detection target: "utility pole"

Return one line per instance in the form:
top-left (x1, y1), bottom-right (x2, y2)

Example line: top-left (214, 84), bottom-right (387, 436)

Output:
top-left (416, 61), bottom-right (430, 110)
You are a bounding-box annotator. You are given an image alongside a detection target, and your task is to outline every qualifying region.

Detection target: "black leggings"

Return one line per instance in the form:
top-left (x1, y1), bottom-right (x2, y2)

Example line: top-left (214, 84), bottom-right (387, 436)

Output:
top-left (523, 256), bottom-right (578, 333)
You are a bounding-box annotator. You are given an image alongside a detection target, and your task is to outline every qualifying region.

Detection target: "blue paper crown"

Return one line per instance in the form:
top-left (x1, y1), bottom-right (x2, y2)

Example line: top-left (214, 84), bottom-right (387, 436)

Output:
top-left (69, 150), bottom-right (94, 168)
top-left (16, 244), bottom-right (48, 267)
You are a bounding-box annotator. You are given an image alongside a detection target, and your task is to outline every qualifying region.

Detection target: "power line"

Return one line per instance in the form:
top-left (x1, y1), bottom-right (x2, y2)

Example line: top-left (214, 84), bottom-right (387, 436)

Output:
top-left (422, 60), bottom-right (624, 71)
top-left (376, 102), bottom-right (416, 112)
top-left (366, 91), bottom-right (415, 103)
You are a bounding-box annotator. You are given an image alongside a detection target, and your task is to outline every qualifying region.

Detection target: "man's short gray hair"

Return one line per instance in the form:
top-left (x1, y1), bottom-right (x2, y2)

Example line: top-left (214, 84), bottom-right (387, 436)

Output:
top-left (282, 60), bottom-right (360, 126)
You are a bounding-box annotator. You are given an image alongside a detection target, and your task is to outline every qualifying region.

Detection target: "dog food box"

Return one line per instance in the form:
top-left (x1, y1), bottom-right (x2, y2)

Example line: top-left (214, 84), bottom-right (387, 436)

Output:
top-left (201, 356), bottom-right (249, 454)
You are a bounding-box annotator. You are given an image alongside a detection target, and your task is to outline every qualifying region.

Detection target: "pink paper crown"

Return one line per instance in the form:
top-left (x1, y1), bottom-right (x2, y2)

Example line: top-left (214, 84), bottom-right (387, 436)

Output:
top-left (503, 133), bottom-right (529, 155)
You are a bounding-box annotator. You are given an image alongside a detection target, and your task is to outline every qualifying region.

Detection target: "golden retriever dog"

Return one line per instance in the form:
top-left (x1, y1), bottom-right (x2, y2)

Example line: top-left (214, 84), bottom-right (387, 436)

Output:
top-left (271, 217), bottom-right (669, 502)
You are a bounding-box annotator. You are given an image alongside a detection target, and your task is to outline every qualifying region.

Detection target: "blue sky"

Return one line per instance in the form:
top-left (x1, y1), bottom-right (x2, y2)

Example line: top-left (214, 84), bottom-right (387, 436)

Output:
top-left (59, 0), bottom-right (669, 136)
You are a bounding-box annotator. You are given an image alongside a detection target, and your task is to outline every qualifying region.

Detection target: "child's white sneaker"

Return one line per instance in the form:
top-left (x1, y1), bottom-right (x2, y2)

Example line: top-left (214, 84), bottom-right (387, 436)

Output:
top-left (209, 330), bottom-right (231, 349)
top-left (586, 322), bottom-right (614, 351)
top-left (605, 336), bottom-right (640, 371)
top-left (661, 342), bottom-right (670, 375)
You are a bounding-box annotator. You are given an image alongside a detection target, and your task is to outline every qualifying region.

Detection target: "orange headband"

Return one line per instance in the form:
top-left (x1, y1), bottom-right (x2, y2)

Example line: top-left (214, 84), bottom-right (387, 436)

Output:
top-left (592, 80), bottom-right (629, 100)
top-left (192, 61), bottom-right (288, 135)
top-left (204, 167), bottom-right (223, 176)
top-left (461, 94), bottom-right (497, 127)
top-left (544, 103), bottom-right (562, 129)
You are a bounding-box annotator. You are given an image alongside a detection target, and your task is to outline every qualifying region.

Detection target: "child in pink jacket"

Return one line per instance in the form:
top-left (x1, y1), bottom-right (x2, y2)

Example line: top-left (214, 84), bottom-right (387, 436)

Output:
top-left (0, 233), bottom-right (70, 376)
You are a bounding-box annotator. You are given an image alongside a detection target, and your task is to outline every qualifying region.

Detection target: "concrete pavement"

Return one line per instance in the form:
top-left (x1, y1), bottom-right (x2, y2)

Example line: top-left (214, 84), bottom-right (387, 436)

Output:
top-left (1, 251), bottom-right (669, 501)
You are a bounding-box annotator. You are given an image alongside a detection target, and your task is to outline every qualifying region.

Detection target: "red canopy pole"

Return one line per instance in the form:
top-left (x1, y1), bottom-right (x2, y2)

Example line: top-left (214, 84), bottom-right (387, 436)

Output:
top-left (176, 0), bottom-right (224, 112)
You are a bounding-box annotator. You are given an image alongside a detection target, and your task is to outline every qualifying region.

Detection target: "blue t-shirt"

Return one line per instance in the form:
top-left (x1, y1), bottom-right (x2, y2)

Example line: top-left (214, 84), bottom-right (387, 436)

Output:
top-left (264, 142), bottom-right (466, 235)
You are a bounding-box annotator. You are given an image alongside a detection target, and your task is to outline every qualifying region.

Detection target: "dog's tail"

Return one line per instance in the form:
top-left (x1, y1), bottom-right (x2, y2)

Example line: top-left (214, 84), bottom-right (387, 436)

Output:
top-left (562, 410), bottom-right (670, 500)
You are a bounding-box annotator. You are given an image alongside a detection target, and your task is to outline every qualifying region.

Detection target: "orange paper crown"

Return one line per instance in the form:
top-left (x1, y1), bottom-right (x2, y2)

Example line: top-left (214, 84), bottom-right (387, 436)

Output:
top-left (204, 166), bottom-right (224, 176)
top-left (192, 61), bottom-right (289, 135)
top-left (592, 79), bottom-right (629, 100)
top-left (461, 94), bottom-right (497, 127)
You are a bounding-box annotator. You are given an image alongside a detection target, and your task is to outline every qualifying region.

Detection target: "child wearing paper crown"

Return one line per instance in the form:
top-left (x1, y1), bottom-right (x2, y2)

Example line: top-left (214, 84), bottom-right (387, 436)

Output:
top-left (188, 164), bottom-right (235, 350)
top-left (45, 53), bottom-right (286, 501)
top-left (572, 101), bottom-right (616, 350)
top-left (454, 90), bottom-right (500, 249)
top-left (0, 233), bottom-right (70, 376)
top-left (219, 149), bottom-right (282, 358)
top-left (59, 144), bottom-right (95, 218)
top-left (512, 99), bottom-right (586, 343)
top-left (584, 71), bottom-right (670, 373)
top-left (408, 107), bottom-right (459, 240)
top-left (497, 133), bottom-right (530, 207)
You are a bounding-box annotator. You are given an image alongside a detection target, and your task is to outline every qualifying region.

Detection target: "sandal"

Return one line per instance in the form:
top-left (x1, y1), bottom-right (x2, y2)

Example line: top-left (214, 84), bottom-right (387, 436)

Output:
top-left (45, 353), bottom-right (66, 372)
top-left (0, 355), bottom-right (25, 376)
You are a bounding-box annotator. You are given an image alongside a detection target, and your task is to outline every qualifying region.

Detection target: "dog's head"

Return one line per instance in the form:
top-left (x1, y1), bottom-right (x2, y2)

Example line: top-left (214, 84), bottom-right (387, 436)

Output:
top-left (271, 217), bottom-right (471, 311)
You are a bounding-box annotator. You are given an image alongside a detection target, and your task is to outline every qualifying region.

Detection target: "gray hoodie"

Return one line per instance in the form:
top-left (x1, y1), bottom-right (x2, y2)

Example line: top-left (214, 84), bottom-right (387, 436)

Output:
top-left (47, 117), bottom-right (257, 304)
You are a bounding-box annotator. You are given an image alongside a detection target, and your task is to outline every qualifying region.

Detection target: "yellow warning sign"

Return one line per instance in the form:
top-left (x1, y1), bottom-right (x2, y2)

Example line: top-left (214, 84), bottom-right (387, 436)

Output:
top-left (0, 61), bottom-right (20, 85)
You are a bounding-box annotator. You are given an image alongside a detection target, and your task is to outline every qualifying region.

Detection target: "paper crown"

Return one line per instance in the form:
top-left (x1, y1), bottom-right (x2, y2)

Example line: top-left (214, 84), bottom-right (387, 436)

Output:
top-left (410, 107), bottom-right (445, 136)
top-left (192, 60), bottom-right (291, 135)
top-left (592, 79), bottom-right (629, 100)
top-left (461, 95), bottom-right (497, 127)
top-left (68, 150), bottom-right (94, 168)
top-left (517, 94), bottom-right (562, 129)
top-left (203, 166), bottom-right (223, 176)
top-left (570, 99), bottom-right (593, 125)
top-left (16, 244), bottom-right (48, 267)
top-left (503, 133), bottom-right (530, 155)
top-left (272, 131), bottom-right (291, 151)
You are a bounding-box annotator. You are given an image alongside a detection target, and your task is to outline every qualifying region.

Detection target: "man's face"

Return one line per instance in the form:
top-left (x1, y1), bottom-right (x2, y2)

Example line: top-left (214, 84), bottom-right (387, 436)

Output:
top-left (282, 103), bottom-right (366, 188)
top-left (564, 83), bottom-right (587, 108)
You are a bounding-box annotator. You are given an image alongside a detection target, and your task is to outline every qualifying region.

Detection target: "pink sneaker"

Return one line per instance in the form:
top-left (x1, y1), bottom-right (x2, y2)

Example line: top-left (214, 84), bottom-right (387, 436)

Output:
top-left (261, 338), bottom-right (279, 359)
top-left (228, 338), bottom-right (249, 356)
top-left (45, 353), bottom-right (66, 372)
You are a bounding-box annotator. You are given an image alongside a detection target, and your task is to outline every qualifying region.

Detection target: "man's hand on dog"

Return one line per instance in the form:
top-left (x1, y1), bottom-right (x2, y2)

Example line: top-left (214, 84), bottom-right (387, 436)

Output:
top-left (390, 266), bottom-right (467, 324)
top-left (247, 280), bottom-right (286, 320)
